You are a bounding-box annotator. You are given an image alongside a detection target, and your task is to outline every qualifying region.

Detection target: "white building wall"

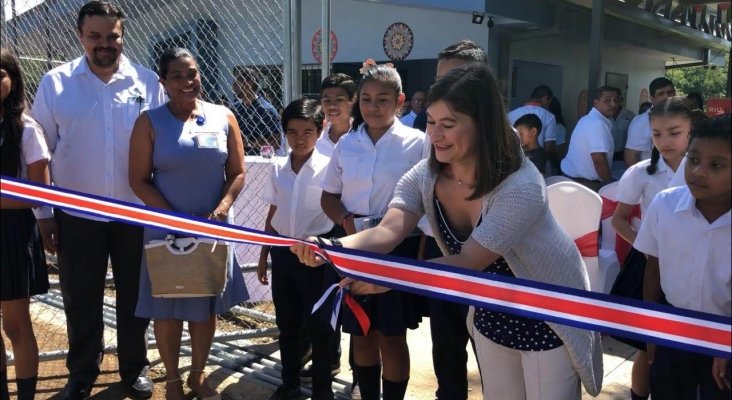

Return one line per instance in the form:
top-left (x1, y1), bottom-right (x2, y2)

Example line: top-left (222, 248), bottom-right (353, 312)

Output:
top-left (301, 0), bottom-right (490, 63)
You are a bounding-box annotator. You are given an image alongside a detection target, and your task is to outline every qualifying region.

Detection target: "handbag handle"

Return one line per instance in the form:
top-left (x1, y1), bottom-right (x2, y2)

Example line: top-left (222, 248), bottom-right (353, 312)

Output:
top-left (164, 234), bottom-right (200, 255)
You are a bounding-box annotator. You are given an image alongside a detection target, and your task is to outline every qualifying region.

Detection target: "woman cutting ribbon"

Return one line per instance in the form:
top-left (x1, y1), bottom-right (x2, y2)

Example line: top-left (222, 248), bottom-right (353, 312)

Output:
top-left (292, 63), bottom-right (603, 400)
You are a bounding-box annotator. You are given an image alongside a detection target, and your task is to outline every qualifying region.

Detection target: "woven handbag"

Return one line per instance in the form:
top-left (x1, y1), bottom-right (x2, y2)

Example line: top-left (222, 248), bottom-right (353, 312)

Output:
top-left (144, 235), bottom-right (228, 298)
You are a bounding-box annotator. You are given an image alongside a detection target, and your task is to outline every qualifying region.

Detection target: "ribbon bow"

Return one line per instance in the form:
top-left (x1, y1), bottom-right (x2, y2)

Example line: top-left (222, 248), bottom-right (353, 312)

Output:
top-left (359, 58), bottom-right (395, 75)
top-left (311, 238), bottom-right (371, 335)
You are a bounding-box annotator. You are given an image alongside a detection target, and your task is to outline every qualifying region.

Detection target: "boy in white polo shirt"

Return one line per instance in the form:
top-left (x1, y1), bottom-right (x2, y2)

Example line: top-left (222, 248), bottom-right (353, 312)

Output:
top-left (635, 114), bottom-right (731, 399)
top-left (257, 98), bottom-right (336, 400)
top-left (560, 86), bottom-right (618, 191)
top-left (624, 77), bottom-right (676, 166)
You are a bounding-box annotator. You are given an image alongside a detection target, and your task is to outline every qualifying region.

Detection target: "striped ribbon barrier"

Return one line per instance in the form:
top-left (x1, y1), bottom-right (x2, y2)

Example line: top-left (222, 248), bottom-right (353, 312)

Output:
top-left (1, 176), bottom-right (730, 358)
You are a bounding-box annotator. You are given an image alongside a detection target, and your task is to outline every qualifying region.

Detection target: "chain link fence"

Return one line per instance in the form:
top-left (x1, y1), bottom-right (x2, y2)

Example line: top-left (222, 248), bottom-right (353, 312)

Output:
top-left (2, 0), bottom-right (289, 362)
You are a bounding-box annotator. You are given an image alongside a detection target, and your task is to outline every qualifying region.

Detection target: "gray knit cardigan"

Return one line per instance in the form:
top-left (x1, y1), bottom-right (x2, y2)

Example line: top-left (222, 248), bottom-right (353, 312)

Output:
top-left (389, 159), bottom-right (603, 396)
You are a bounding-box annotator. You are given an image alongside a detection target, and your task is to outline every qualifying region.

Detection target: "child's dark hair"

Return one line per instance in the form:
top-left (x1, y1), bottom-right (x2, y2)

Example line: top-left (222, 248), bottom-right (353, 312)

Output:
top-left (689, 113), bottom-right (731, 148)
top-left (351, 65), bottom-right (402, 131)
top-left (158, 47), bottom-right (196, 79)
top-left (646, 96), bottom-right (707, 175)
top-left (426, 63), bottom-right (522, 200)
top-left (0, 48), bottom-right (27, 177)
top-left (530, 85), bottom-right (553, 101)
top-left (281, 98), bottom-right (324, 133)
top-left (320, 73), bottom-right (357, 99)
top-left (687, 92), bottom-right (704, 110)
top-left (437, 40), bottom-right (487, 64)
top-left (649, 77), bottom-right (674, 97)
top-left (514, 113), bottom-right (543, 134)
top-left (77, 1), bottom-right (125, 33)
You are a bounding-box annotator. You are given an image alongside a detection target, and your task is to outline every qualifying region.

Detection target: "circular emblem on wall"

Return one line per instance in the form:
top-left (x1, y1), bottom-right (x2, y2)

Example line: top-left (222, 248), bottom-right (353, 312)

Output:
top-left (311, 29), bottom-right (338, 63)
top-left (382, 22), bottom-right (414, 61)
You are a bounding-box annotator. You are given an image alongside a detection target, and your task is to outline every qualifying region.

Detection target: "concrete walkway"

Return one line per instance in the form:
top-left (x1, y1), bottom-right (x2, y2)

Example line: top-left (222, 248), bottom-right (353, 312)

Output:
top-left (10, 316), bottom-right (637, 399)
top-left (178, 318), bottom-right (635, 399)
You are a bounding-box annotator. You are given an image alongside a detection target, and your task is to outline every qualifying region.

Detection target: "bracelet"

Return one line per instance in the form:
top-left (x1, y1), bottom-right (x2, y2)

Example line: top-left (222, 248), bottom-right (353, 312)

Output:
top-left (340, 213), bottom-right (354, 226)
top-left (329, 237), bottom-right (343, 247)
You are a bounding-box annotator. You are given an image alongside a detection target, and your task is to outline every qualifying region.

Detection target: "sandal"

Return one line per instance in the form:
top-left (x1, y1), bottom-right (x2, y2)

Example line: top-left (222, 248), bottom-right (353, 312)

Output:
top-left (164, 376), bottom-right (185, 400)
top-left (187, 369), bottom-right (221, 400)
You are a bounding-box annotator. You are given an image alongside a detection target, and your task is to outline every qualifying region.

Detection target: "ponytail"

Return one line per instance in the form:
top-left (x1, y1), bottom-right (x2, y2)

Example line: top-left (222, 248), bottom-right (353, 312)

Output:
top-left (646, 146), bottom-right (660, 175)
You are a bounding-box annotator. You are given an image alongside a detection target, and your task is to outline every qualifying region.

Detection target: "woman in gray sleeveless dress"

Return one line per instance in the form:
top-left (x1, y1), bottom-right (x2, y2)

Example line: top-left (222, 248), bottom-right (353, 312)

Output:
top-left (129, 48), bottom-right (247, 400)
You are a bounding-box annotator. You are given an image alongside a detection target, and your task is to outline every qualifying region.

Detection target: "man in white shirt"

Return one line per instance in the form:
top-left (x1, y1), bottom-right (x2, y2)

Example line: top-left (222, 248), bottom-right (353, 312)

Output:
top-left (624, 77), bottom-right (676, 166)
top-left (610, 88), bottom-right (635, 157)
top-left (399, 90), bottom-right (425, 128)
top-left (507, 85), bottom-right (558, 165)
top-left (31, 2), bottom-right (165, 399)
top-left (560, 86), bottom-right (618, 191)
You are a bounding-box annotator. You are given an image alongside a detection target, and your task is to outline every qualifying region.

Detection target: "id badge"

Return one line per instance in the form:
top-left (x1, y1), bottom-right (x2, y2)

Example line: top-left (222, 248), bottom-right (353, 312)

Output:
top-left (194, 132), bottom-right (220, 149)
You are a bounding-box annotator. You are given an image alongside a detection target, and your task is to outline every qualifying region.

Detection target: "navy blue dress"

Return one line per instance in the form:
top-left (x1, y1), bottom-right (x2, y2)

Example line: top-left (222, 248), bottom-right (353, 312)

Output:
top-left (135, 102), bottom-right (248, 322)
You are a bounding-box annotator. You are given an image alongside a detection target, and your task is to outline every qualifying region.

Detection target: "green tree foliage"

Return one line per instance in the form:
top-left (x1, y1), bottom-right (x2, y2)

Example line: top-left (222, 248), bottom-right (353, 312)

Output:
top-left (666, 54), bottom-right (730, 99)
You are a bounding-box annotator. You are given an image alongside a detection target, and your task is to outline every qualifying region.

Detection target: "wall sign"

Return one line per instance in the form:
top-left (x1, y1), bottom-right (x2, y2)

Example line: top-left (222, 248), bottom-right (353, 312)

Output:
top-left (382, 22), bottom-right (413, 61)
top-left (311, 29), bottom-right (338, 63)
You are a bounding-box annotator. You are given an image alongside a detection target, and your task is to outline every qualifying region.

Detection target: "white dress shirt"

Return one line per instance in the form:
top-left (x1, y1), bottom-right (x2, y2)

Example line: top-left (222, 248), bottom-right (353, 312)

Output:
top-left (634, 186), bottom-right (731, 317)
top-left (399, 111), bottom-right (417, 128)
top-left (321, 120), bottom-right (424, 216)
top-left (616, 156), bottom-right (682, 214)
top-left (560, 107), bottom-right (614, 181)
top-left (315, 124), bottom-right (337, 158)
top-left (31, 55), bottom-right (166, 220)
top-left (668, 156), bottom-right (687, 188)
top-left (507, 104), bottom-right (557, 148)
top-left (261, 150), bottom-right (334, 239)
top-left (625, 110), bottom-right (652, 160)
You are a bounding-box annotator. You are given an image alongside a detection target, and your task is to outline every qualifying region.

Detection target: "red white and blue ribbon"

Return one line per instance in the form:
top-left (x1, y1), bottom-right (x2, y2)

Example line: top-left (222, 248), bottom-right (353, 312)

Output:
top-left (1, 176), bottom-right (730, 358)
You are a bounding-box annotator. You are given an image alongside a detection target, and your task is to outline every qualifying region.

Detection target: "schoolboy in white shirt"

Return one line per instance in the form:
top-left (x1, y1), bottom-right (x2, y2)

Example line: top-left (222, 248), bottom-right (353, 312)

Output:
top-left (560, 86), bottom-right (618, 191)
top-left (624, 77), bottom-right (676, 166)
top-left (635, 115), bottom-right (731, 399)
top-left (257, 98), bottom-right (336, 400)
top-left (316, 73), bottom-right (356, 158)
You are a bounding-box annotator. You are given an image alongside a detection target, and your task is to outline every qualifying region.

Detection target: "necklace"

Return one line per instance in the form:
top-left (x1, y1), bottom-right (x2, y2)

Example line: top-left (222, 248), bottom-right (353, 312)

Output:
top-left (452, 175), bottom-right (476, 188)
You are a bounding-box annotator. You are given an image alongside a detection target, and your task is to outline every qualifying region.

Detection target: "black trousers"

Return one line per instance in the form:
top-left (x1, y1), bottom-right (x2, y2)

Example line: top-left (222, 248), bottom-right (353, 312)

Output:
top-left (423, 236), bottom-right (472, 400)
top-left (271, 246), bottom-right (334, 399)
top-left (651, 345), bottom-right (731, 400)
top-left (55, 211), bottom-right (150, 385)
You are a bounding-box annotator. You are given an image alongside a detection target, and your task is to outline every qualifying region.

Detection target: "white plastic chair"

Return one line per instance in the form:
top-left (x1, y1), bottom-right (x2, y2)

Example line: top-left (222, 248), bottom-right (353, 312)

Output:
top-left (546, 181), bottom-right (608, 293)
top-left (544, 175), bottom-right (573, 187)
top-left (598, 182), bottom-right (642, 253)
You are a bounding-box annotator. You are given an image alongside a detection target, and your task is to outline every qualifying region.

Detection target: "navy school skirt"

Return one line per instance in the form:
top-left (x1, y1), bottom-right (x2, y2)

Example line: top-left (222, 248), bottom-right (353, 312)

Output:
top-left (333, 235), bottom-right (424, 337)
top-left (0, 209), bottom-right (49, 301)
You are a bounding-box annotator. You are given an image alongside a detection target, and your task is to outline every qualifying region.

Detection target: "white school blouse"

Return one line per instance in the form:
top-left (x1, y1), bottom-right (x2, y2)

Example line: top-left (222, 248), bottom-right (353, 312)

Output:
top-left (634, 186), bottom-right (731, 317)
top-left (321, 120), bottom-right (424, 217)
top-left (261, 150), bottom-right (334, 239)
top-left (625, 110), bottom-right (652, 161)
top-left (31, 55), bottom-right (166, 220)
top-left (616, 156), bottom-right (683, 215)
top-left (560, 107), bottom-right (614, 181)
top-left (314, 124), bottom-right (337, 158)
top-left (0, 115), bottom-right (52, 219)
